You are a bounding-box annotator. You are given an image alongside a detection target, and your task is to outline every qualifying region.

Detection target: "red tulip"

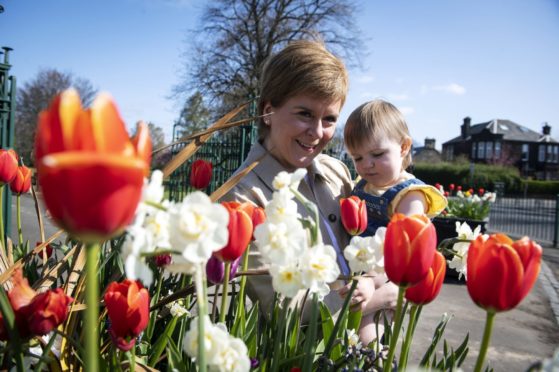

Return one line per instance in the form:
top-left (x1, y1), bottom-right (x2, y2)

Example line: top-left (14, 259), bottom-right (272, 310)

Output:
top-left (340, 196), bottom-right (367, 236)
top-left (0, 149), bottom-right (18, 185)
top-left (154, 253), bottom-right (172, 267)
top-left (434, 182), bottom-right (441, 189)
top-left (4, 268), bottom-right (72, 339)
top-left (35, 89), bottom-right (151, 242)
top-left (444, 191), bottom-right (449, 197)
top-left (384, 214), bottom-right (437, 287)
top-left (449, 184), bottom-right (455, 191)
top-left (35, 241), bottom-right (54, 259)
top-left (457, 185), bottom-right (462, 191)
top-left (104, 279), bottom-right (150, 351)
top-left (190, 159), bottom-right (213, 190)
top-left (239, 203), bottom-right (266, 240)
top-left (467, 234), bottom-right (542, 312)
top-left (405, 251), bottom-right (446, 305)
top-left (478, 188), bottom-right (485, 196)
top-left (10, 165), bottom-right (32, 195)
top-left (214, 201), bottom-right (253, 262)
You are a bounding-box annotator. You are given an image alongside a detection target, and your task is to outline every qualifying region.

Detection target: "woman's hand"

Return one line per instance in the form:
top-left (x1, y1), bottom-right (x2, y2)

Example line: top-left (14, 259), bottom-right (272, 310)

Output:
top-left (338, 276), bottom-right (376, 312)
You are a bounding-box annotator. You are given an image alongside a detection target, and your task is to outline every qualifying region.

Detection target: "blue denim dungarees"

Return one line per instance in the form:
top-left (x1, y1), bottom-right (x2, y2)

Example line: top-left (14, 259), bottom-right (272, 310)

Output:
top-left (351, 178), bottom-right (425, 237)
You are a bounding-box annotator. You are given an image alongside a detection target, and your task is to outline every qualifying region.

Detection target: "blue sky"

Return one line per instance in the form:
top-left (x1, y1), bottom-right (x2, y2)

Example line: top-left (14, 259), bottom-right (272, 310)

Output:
top-left (2, 0), bottom-right (558, 150)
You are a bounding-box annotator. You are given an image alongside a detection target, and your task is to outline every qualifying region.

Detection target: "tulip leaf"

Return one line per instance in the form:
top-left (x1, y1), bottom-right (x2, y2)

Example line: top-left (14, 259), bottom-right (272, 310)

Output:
top-left (319, 302), bottom-right (342, 361)
top-left (243, 302), bottom-right (259, 357)
top-left (419, 312), bottom-right (452, 367)
top-left (166, 334), bottom-right (188, 372)
top-left (347, 309), bottom-right (362, 333)
top-left (149, 316), bottom-right (178, 366)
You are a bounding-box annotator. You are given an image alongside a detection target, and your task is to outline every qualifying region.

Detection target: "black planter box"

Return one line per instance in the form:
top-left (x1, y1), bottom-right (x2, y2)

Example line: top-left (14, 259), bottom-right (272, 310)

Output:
top-left (432, 217), bottom-right (487, 283)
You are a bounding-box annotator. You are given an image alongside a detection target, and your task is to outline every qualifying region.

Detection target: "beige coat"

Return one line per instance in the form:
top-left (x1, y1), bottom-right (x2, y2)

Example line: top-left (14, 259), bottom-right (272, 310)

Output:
top-left (221, 142), bottom-right (354, 316)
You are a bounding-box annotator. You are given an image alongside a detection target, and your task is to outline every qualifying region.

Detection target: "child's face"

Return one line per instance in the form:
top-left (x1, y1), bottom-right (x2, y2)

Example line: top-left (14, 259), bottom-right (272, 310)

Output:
top-left (349, 134), bottom-right (409, 188)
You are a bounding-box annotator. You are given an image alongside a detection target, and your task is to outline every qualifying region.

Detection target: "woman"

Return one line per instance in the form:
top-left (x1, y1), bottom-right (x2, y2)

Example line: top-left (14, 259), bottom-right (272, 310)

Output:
top-left (222, 40), bottom-right (396, 343)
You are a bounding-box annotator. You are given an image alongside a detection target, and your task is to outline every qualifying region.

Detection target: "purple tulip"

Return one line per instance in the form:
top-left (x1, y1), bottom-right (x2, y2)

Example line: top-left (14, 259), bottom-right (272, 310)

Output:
top-left (206, 255), bottom-right (241, 284)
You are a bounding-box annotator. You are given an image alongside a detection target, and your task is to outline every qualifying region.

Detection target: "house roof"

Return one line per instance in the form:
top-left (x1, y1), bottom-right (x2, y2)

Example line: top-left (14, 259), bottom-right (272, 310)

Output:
top-left (443, 119), bottom-right (558, 145)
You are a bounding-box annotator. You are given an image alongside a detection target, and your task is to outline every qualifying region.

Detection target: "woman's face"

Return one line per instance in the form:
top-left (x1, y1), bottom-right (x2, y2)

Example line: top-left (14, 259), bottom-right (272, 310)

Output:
top-left (263, 95), bottom-right (341, 171)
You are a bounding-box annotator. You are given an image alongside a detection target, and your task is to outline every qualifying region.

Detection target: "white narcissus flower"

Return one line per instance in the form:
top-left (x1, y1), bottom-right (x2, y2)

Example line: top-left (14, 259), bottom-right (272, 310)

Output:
top-left (299, 243), bottom-right (340, 299)
top-left (456, 190), bottom-right (464, 198)
top-left (210, 337), bottom-right (251, 372)
top-left (142, 170), bottom-right (165, 205)
top-left (447, 221), bottom-right (483, 280)
top-left (269, 263), bottom-right (304, 298)
top-left (264, 191), bottom-right (300, 224)
top-left (143, 205), bottom-right (171, 250)
top-left (169, 302), bottom-right (190, 318)
top-left (483, 192), bottom-right (497, 202)
top-left (272, 168), bottom-right (306, 192)
top-left (183, 316), bottom-right (228, 366)
top-left (254, 220), bottom-right (308, 265)
top-left (167, 192), bottom-right (229, 268)
top-left (346, 329), bottom-right (362, 349)
top-left (122, 224), bottom-right (154, 286)
top-left (343, 227), bottom-right (385, 274)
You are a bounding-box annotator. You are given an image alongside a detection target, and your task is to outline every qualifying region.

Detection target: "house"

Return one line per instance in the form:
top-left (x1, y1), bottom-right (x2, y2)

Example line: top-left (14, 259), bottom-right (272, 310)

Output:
top-left (442, 117), bottom-right (559, 180)
top-left (413, 138), bottom-right (442, 163)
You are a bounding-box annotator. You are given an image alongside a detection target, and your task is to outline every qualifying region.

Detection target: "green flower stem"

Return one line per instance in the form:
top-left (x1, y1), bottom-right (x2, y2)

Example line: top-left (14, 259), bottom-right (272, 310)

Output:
top-left (0, 287), bottom-right (24, 371)
top-left (16, 194), bottom-right (23, 247)
top-left (0, 185), bottom-right (5, 252)
top-left (219, 261), bottom-right (231, 324)
top-left (129, 344), bottom-right (136, 372)
top-left (146, 270), bottom-right (164, 341)
top-left (323, 278), bottom-right (358, 358)
top-left (385, 286), bottom-right (406, 372)
top-left (270, 298), bottom-right (289, 372)
top-left (290, 187), bottom-right (320, 245)
top-left (195, 265), bottom-right (208, 372)
top-left (474, 310), bottom-right (496, 372)
top-left (398, 304), bottom-right (421, 370)
top-left (235, 245), bottom-right (251, 336)
top-left (302, 293), bottom-right (319, 371)
top-left (85, 241), bottom-right (100, 372)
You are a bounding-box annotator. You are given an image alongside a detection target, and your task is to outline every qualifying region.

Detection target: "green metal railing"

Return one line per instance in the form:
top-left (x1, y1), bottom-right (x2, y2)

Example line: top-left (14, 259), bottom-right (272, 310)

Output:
top-left (167, 100), bottom-right (258, 201)
top-left (0, 46), bottom-right (16, 240)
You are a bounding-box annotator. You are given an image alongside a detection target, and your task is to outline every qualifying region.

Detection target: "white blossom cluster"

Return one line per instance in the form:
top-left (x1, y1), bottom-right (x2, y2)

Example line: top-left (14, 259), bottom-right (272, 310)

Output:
top-left (121, 170), bottom-right (230, 286)
top-left (343, 227), bottom-right (386, 274)
top-left (183, 316), bottom-right (250, 372)
top-left (253, 169), bottom-right (340, 299)
top-left (447, 221), bottom-right (485, 280)
top-left (456, 190), bottom-right (497, 203)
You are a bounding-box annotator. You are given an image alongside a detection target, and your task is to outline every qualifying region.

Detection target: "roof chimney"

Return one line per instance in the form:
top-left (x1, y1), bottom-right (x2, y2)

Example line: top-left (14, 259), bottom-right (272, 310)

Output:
top-left (461, 117), bottom-right (471, 139)
top-left (542, 122), bottom-right (551, 135)
top-left (424, 138), bottom-right (436, 149)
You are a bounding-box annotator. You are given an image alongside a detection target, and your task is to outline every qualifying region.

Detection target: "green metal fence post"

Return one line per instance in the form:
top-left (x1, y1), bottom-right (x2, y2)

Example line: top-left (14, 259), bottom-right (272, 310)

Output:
top-left (0, 46), bottom-right (15, 246)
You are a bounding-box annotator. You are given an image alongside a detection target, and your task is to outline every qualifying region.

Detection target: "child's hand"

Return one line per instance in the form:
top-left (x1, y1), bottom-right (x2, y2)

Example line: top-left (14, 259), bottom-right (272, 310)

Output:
top-left (338, 276), bottom-right (376, 312)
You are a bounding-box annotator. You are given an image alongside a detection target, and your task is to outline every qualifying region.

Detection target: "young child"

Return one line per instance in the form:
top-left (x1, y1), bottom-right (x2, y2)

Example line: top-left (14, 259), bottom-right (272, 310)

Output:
top-left (344, 99), bottom-right (447, 236)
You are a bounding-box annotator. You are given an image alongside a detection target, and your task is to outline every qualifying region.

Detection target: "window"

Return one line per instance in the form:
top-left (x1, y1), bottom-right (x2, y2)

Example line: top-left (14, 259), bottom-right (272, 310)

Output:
top-left (554, 146), bottom-right (559, 163)
top-left (538, 145), bottom-right (545, 162)
top-left (494, 142), bottom-right (501, 159)
top-left (547, 146), bottom-right (553, 163)
top-left (485, 142), bottom-right (493, 159)
top-left (471, 142), bottom-right (477, 159)
top-left (478, 141), bottom-right (485, 159)
top-left (522, 144), bottom-right (530, 161)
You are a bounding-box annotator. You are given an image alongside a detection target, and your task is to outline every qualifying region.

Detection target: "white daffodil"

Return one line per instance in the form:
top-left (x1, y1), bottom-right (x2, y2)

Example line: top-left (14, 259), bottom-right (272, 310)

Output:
top-left (346, 329), bottom-right (362, 349)
top-left (272, 169), bottom-right (306, 192)
top-left (269, 263), bottom-right (304, 298)
top-left (344, 234), bottom-right (384, 274)
top-left (447, 221), bottom-right (483, 280)
top-left (254, 220), bottom-right (308, 265)
top-left (168, 192), bottom-right (229, 268)
top-left (456, 190), bottom-right (464, 198)
top-left (210, 337), bottom-right (251, 372)
top-left (142, 170), bottom-right (165, 205)
top-left (299, 243), bottom-right (340, 299)
top-left (121, 224), bottom-right (155, 285)
top-left (143, 207), bottom-right (171, 250)
top-left (169, 301), bottom-right (190, 318)
top-left (183, 316), bottom-right (228, 365)
top-left (483, 192), bottom-right (497, 202)
top-left (264, 191), bottom-right (300, 224)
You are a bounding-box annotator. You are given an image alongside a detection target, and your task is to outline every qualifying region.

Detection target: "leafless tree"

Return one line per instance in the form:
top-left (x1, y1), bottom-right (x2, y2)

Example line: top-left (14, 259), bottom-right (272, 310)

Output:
top-left (15, 68), bottom-right (97, 165)
top-left (174, 0), bottom-right (364, 112)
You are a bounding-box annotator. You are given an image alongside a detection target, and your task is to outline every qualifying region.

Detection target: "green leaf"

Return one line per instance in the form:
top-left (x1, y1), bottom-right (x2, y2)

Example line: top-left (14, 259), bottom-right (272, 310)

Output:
top-left (419, 313), bottom-right (452, 367)
top-left (347, 309), bottom-right (362, 332)
top-left (149, 316), bottom-right (178, 366)
top-left (166, 334), bottom-right (188, 372)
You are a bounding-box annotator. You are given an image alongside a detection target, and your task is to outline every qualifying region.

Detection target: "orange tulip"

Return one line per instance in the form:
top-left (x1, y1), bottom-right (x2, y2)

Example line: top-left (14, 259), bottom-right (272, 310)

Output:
top-left (214, 201), bottom-right (253, 262)
top-left (35, 89), bottom-right (152, 242)
top-left (340, 196), bottom-right (367, 236)
top-left (0, 149), bottom-right (18, 185)
top-left (467, 234), bottom-right (542, 312)
top-left (104, 279), bottom-right (150, 351)
top-left (384, 214), bottom-right (437, 287)
top-left (190, 159), bottom-right (213, 190)
top-left (9, 165), bottom-right (32, 195)
top-left (405, 251), bottom-right (446, 305)
top-left (239, 203), bottom-right (266, 240)
top-left (4, 268), bottom-right (72, 339)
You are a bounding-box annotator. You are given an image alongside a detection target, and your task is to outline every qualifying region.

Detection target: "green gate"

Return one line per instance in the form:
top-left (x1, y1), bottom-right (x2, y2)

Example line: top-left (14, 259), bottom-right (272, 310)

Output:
top-left (167, 101), bottom-right (258, 201)
top-left (0, 47), bottom-right (16, 241)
